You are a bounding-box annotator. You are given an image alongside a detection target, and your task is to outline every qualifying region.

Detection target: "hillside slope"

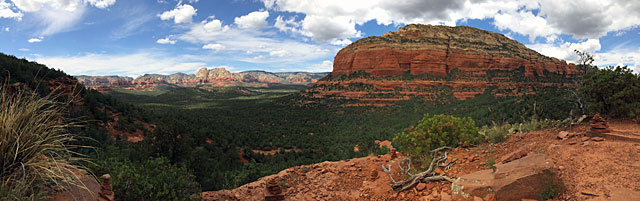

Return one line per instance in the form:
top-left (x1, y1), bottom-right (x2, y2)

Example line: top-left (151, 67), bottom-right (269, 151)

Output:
top-left (203, 120), bottom-right (640, 200)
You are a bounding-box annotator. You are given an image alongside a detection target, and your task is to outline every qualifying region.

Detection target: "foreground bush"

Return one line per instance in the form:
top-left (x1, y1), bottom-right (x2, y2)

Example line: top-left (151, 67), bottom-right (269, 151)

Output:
top-left (0, 87), bottom-right (86, 200)
top-left (581, 65), bottom-right (640, 119)
top-left (95, 156), bottom-right (201, 201)
top-left (393, 114), bottom-right (480, 161)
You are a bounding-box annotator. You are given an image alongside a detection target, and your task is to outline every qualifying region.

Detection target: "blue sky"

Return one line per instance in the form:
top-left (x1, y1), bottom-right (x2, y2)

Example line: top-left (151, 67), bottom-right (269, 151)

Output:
top-left (1, 0), bottom-right (639, 77)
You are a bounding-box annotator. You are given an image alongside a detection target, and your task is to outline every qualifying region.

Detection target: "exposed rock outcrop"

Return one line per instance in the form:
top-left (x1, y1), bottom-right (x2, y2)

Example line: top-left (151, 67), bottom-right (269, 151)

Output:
top-left (452, 154), bottom-right (554, 201)
top-left (333, 24), bottom-right (577, 78)
top-left (305, 24), bottom-right (580, 106)
top-left (77, 68), bottom-right (329, 91)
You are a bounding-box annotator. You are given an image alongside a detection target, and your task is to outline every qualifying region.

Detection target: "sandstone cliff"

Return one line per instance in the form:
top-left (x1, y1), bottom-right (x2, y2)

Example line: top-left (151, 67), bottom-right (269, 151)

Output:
top-left (77, 68), bottom-right (329, 91)
top-left (305, 24), bottom-right (581, 106)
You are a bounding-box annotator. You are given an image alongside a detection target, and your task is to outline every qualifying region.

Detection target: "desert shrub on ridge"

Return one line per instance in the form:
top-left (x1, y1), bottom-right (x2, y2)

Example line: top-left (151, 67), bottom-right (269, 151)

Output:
top-left (393, 114), bottom-right (481, 162)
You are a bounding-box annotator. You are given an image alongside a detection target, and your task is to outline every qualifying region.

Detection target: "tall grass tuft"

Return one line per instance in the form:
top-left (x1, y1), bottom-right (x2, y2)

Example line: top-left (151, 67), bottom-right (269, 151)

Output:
top-left (0, 85), bottom-right (89, 200)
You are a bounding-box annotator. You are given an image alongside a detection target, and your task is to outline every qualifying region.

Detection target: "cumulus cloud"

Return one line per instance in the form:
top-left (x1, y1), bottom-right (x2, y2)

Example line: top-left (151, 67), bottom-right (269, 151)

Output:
top-left (28, 37), bottom-right (42, 43)
top-left (3, 27), bottom-right (9, 31)
top-left (306, 60), bottom-right (333, 72)
top-left (159, 4), bottom-right (196, 24)
top-left (234, 11), bottom-right (269, 29)
top-left (262, 0), bottom-right (640, 45)
top-left (157, 37), bottom-right (176, 44)
top-left (528, 39), bottom-right (602, 62)
top-left (202, 43), bottom-right (224, 51)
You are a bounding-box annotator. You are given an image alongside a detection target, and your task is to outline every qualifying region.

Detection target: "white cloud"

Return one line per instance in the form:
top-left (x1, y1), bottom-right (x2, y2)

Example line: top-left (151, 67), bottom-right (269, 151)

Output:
top-left (86, 0), bottom-right (115, 9)
top-left (234, 10), bottom-right (269, 29)
top-left (528, 38), bottom-right (602, 62)
top-left (7, 0), bottom-right (120, 36)
top-left (159, 4), bottom-right (196, 24)
top-left (33, 52), bottom-right (210, 77)
top-left (274, 15), bottom-right (300, 33)
top-left (0, 0), bottom-right (22, 20)
top-left (18, 48), bottom-right (29, 51)
top-left (493, 9), bottom-right (558, 42)
top-left (263, 0), bottom-right (640, 44)
top-left (329, 38), bottom-right (351, 46)
top-left (157, 37), bottom-right (176, 44)
top-left (202, 43), bottom-right (224, 51)
top-left (593, 48), bottom-right (640, 73)
top-left (306, 60), bottom-right (332, 72)
top-left (3, 27), bottom-right (9, 31)
top-left (203, 17), bottom-right (228, 32)
top-left (27, 37), bottom-right (42, 43)
top-left (269, 50), bottom-right (289, 57)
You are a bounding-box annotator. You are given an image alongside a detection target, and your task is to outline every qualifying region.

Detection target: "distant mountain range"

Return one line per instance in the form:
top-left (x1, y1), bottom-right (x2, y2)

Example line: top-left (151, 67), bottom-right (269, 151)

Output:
top-left (76, 68), bottom-right (329, 90)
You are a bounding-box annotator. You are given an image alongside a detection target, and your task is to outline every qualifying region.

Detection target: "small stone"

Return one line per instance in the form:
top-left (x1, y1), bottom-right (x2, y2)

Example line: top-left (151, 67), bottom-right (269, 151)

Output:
top-left (581, 137), bottom-right (591, 142)
top-left (557, 131), bottom-right (569, 139)
top-left (416, 183), bottom-right (427, 191)
top-left (591, 137), bottom-right (605, 142)
top-left (474, 196), bottom-right (484, 201)
top-left (569, 141), bottom-right (577, 145)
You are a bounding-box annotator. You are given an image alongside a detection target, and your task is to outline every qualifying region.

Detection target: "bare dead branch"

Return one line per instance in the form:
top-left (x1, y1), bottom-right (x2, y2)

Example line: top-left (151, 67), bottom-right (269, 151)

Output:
top-left (382, 146), bottom-right (455, 192)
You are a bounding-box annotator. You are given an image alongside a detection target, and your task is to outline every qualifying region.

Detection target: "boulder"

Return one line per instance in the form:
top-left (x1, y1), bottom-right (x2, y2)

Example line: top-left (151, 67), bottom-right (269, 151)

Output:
top-left (452, 154), bottom-right (554, 201)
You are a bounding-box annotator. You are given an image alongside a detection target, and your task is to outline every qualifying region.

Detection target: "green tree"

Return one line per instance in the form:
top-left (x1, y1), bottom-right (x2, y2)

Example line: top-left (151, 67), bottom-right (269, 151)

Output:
top-left (580, 65), bottom-right (640, 119)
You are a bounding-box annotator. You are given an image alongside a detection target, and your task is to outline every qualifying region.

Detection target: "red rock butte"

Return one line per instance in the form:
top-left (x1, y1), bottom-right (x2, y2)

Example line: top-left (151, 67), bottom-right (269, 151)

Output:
top-left (305, 24), bottom-right (582, 106)
top-left (333, 24), bottom-right (578, 78)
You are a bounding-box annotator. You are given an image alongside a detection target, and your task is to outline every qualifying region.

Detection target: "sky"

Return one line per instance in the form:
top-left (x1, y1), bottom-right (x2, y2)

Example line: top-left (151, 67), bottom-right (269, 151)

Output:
top-left (0, 0), bottom-right (639, 77)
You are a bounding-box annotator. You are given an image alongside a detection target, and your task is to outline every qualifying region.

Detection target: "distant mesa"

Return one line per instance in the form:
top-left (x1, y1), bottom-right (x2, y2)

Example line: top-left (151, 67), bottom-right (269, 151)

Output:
top-left (76, 67), bottom-right (329, 91)
top-left (304, 24), bottom-right (581, 106)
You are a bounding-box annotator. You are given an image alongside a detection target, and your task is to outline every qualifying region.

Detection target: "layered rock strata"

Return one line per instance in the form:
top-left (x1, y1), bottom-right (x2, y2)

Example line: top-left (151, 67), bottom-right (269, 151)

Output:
top-left (305, 24), bottom-right (580, 106)
top-left (77, 68), bottom-right (328, 90)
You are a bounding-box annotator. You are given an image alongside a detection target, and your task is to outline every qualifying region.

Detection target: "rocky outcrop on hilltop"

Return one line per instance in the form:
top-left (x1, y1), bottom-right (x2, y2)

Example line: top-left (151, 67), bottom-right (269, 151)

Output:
top-left (75, 76), bottom-right (133, 87)
top-left (305, 24), bottom-right (580, 106)
top-left (77, 68), bottom-right (328, 91)
top-left (333, 24), bottom-right (577, 78)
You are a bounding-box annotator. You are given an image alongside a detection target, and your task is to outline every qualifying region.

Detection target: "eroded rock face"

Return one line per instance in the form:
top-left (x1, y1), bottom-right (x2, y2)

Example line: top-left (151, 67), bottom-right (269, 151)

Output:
top-left (333, 24), bottom-right (577, 78)
top-left (76, 68), bottom-right (329, 90)
top-left (451, 154), bottom-right (554, 201)
top-left (304, 24), bottom-right (580, 106)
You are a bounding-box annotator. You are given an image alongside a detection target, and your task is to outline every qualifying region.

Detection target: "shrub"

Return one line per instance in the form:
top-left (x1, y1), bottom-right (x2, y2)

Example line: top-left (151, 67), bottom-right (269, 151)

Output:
top-left (393, 114), bottom-right (480, 161)
top-left (580, 65), bottom-right (640, 119)
top-left (480, 123), bottom-right (510, 143)
top-left (95, 157), bottom-right (201, 201)
top-left (0, 86), bottom-right (88, 200)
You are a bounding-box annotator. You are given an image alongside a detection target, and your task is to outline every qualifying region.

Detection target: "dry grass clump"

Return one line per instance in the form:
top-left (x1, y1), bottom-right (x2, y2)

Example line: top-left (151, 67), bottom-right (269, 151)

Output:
top-left (0, 85), bottom-right (89, 200)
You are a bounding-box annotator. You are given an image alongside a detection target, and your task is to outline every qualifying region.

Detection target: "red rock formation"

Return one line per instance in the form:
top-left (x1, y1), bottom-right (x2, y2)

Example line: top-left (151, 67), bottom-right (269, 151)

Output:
top-left (333, 24), bottom-right (578, 78)
top-left (304, 24), bottom-right (581, 106)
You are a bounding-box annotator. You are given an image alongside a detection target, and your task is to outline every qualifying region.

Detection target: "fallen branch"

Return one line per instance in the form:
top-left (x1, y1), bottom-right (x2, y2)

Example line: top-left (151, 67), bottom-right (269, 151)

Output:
top-left (382, 146), bottom-right (455, 192)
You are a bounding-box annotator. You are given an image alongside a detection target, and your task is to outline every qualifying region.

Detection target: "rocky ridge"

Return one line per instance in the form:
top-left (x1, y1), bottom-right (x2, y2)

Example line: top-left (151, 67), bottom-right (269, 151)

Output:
top-left (203, 120), bottom-right (640, 201)
top-left (305, 24), bottom-right (580, 106)
top-left (76, 68), bottom-right (328, 91)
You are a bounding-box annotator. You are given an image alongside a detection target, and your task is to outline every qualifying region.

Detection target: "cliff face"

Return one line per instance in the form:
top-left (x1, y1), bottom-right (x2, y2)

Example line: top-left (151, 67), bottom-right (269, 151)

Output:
top-left (305, 24), bottom-right (581, 106)
top-left (333, 24), bottom-right (577, 78)
top-left (77, 68), bottom-right (329, 91)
